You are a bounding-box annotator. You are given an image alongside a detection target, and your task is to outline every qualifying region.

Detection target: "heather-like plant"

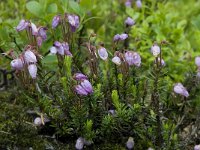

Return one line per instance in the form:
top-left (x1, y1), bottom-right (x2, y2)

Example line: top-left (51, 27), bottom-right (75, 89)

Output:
top-left (1, 0), bottom-right (200, 149)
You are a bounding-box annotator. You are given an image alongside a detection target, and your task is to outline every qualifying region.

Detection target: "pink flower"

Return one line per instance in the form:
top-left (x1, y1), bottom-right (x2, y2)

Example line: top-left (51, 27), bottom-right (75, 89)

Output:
top-left (80, 80), bottom-right (93, 94)
top-left (125, 17), bottom-right (135, 26)
top-left (67, 14), bottom-right (79, 32)
top-left (75, 85), bottom-right (88, 96)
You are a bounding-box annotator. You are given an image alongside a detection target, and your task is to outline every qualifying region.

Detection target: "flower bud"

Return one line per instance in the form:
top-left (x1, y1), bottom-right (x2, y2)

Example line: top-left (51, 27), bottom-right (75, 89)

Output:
top-left (50, 46), bottom-right (57, 54)
top-left (34, 117), bottom-right (42, 126)
top-left (125, 17), bottom-right (135, 26)
top-left (113, 34), bottom-right (121, 42)
top-left (136, 0), bottom-right (142, 8)
top-left (11, 58), bottom-right (24, 70)
top-left (67, 14), bottom-right (80, 32)
top-left (195, 56), bottom-right (200, 67)
top-left (98, 47), bottom-right (108, 60)
top-left (37, 36), bottom-right (43, 47)
top-left (62, 42), bottom-right (72, 57)
top-left (80, 80), bottom-right (93, 94)
top-left (28, 64), bottom-right (37, 79)
top-left (194, 144), bottom-right (200, 150)
top-left (124, 51), bottom-right (141, 67)
top-left (126, 137), bottom-right (134, 150)
top-left (16, 19), bottom-right (29, 32)
top-left (74, 73), bottom-right (88, 81)
top-left (38, 27), bottom-right (47, 41)
top-left (75, 137), bottom-right (84, 150)
top-left (151, 44), bottom-right (160, 57)
top-left (24, 50), bottom-right (37, 64)
top-left (112, 56), bottom-right (121, 65)
top-left (31, 22), bottom-right (38, 36)
top-left (173, 83), bottom-right (189, 97)
top-left (52, 15), bottom-right (61, 29)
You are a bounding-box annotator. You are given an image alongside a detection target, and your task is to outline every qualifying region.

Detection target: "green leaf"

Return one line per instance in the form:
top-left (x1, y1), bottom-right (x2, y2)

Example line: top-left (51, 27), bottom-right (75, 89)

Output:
top-left (47, 3), bottom-right (58, 14)
top-left (26, 1), bottom-right (43, 17)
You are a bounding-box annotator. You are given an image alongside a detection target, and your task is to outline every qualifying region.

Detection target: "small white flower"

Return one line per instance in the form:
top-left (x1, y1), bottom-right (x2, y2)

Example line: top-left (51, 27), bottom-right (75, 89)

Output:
top-left (75, 137), bottom-right (84, 150)
top-left (151, 45), bottom-right (160, 57)
top-left (50, 46), bottom-right (57, 54)
top-left (126, 137), bottom-right (134, 150)
top-left (98, 47), bottom-right (108, 60)
top-left (11, 58), bottom-right (24, 70)
top-left (31, 22), bottom-right (38, 35)
top-left (28, 64), bottom-right (37, 79)
top-left (24, 50), bottom-right (37, 64)
top-left (34, 117), bottom-right (42, 126)
top-left (112, 56), bottom-right (121, 65)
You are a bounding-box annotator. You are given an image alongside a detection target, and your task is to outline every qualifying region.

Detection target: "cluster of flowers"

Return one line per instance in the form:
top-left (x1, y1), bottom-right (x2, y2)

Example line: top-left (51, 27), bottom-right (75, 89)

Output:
top-left (50, 41), bottom-right (72, 56)
top-left (16, 19), bottom-right (47, 47)
top-left (73, 73), bottom-right (93, 96)
top-left (125, 0), bottom-right (142, 8)
top-left (52, 14), bottom-right (79, 32)
top-left (10, 48), bottom-right (39, 79)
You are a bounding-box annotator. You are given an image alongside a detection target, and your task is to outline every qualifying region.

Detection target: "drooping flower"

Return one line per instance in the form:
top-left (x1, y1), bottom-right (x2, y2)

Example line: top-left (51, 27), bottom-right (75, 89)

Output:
top-left (136, 0), bottom-right (142, 8)
top-left (120, 33), bottom-right (128, 40)
top-left (125, 0), bottom-right (132, 7)
top-left (112, 56), bottom-right (121, 65)
top-left (126, 137), bottom-right (134, 150)
top-left (31, 22), bottom-right (38, 35)
top-left (155, 58), bottom-right (165, 67)
top-left (34, 117), bottom-right (42, 126)
top-left (195, 56), bottom-right (200, 67)
top-left (151, 44), bottom-right (160, 57)
top-left (194, 145), bottom-right (200, 150)
top-left (113, 34), bottom-right (121, 42)
top-left (173, 83), bottom-right (189, 97)
top-left (38, 27), bottom-right (47, 41)
top-left (125, 17), bottom-right (135, 26)
top-left (98, 47), bottom-right (108, 60)
top-left (75, 85), bottom-right (88, 96)
top-left (28, 64), bottom-right (37, 79)
top-left (74, 73), bottom-right (88, 81)
top-left (113, 33), bottom-right (128, 42)
top-left (62, 42), bottom-right (72, 57)
top-left (10, 58), bottom-right (24, 70)
top-left (52, 15), bottom-right (61, 29)
top-left (50, 46), bottom-right (57, 54)
top-left (54, 41), bottom-right (64, 55)
top-left (67, 14), bottom-right (80, 32)
top-left (36, 36), bottom-right (43, 47)
top-left (16, 19), bottom-right (29, 32)
top-left (80, 80), bottom-right (93, 94)
top-left (124, 51), bottom-right (141, 67)
top-left (75, 137), bottom-right (84, 150)
top-left (24, 50), bottom-right (37, 64)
